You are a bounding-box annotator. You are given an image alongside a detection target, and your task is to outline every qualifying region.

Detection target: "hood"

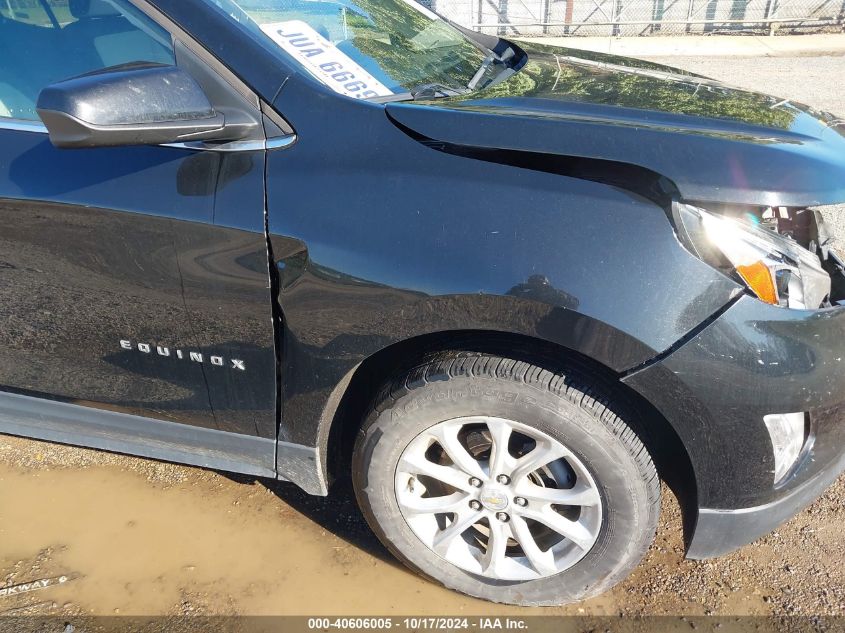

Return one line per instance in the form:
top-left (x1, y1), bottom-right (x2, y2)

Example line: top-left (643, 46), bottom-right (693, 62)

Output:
top-left (385, 43), bottom-right (845, 207)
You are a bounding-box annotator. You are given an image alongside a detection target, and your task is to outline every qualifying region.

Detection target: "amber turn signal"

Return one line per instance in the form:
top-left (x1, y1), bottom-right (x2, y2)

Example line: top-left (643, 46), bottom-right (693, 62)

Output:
top-left (736, 261), bottom-right (778, 305)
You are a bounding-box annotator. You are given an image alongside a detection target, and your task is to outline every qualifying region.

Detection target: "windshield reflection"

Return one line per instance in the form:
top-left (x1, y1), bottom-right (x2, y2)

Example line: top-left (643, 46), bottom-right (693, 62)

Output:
top-left (209, 0), bottom-right (498, 97)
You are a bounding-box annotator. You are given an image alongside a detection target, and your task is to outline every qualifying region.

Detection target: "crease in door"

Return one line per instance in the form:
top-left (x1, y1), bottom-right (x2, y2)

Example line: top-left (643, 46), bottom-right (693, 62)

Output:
top-left (172, 232), bottom-right (221, 431)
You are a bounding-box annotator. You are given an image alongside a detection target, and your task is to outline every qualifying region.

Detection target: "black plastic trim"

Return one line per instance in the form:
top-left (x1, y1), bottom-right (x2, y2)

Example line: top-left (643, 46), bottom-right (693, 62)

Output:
top-left (0, 390), bottom-right (276, 478)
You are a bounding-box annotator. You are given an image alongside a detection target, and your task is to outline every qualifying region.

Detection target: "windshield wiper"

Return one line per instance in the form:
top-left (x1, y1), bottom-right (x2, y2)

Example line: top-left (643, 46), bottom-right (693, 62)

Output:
top-left (409, 83), bottom-right (469, 100)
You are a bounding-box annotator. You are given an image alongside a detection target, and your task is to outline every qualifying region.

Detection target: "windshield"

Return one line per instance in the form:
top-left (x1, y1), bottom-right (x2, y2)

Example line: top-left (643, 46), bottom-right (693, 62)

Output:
top-left (204, 0), bottom-right (498, 99)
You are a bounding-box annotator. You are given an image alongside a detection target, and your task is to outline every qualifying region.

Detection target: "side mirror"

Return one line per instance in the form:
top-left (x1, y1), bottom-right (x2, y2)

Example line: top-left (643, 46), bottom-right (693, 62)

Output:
top-left (37, 63), bottom-right (250, 149)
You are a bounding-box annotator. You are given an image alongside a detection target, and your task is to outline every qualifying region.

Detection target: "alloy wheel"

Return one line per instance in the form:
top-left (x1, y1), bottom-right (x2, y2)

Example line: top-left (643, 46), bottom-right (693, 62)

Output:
top-left (394, 416), bottom-right (603, 581)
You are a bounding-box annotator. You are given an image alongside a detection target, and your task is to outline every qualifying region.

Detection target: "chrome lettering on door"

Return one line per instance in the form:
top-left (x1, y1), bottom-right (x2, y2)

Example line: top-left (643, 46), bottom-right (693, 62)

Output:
top-left (119, 340), bottom-right (246, 371)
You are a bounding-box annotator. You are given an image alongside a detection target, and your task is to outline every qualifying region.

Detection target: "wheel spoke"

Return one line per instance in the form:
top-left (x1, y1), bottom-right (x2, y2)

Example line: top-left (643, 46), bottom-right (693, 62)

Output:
top-left (395, 415), bottom-right (603, 581)
top-left (480, 519), bottom-right (510, 576)
top-left (432, 509), bottom-right (483, 556)
top-left (486, 417), bottom-right (513, 477)
top-left (429, 423), bottom-right (486, 480)
top-left (398, 491), bottom-right (468, 516)
top-left (520, 506), bottom-right (595, 550)
top-left (510, 441), bottom-right (569, 484)
top-left (518, 482), bottom-right (601, 508)
top-left (510, 515), bottom-right (557, 576)
top-left (399, 453), bottom-right (475, 493)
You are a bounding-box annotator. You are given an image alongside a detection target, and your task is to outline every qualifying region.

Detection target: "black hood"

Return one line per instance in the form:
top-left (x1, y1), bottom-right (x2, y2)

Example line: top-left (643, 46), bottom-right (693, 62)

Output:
top-left (386, 43), bottom-right (845, 207)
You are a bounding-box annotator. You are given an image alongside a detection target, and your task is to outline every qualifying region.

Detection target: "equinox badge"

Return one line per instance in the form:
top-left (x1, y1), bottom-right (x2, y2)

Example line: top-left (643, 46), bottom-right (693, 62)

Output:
top-left (119, 340), bottom-right (246, 371)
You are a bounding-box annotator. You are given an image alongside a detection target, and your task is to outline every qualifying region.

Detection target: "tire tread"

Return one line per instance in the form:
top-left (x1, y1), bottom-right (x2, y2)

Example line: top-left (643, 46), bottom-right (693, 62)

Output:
top-left (354, 350), bottom-right (661, 606)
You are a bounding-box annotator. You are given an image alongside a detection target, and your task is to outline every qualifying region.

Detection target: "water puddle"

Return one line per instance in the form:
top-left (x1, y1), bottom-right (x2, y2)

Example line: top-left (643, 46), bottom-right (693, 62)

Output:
top-left (0, 460), bottom-right (619, 616)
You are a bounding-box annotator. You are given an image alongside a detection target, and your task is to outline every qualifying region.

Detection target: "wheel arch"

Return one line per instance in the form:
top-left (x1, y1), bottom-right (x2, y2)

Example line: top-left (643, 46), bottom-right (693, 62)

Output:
top-left (316, 328), bottom-right (700, 546)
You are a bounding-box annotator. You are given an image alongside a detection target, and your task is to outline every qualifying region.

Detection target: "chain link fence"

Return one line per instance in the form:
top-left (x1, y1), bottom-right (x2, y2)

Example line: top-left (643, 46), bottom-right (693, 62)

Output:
top-left (424, 0), bottom-right (845, 36)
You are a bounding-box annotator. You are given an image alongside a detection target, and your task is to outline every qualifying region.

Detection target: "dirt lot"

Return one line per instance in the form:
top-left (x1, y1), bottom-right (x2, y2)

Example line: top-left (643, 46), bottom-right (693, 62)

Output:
top-left (2, 434), bottom-right (844, 618)
top-left (1, 55), bottom-right (845, 619)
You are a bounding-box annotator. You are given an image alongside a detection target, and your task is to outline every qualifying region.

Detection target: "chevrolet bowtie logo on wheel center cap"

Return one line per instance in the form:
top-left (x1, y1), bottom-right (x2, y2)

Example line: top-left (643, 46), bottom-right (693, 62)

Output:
top-left (479, 487), bottom-right (509, 512)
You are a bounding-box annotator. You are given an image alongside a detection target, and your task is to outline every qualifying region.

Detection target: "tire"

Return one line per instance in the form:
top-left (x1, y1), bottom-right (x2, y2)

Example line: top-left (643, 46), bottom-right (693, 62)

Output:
top-left (352, 351), bottom-right (660, 606)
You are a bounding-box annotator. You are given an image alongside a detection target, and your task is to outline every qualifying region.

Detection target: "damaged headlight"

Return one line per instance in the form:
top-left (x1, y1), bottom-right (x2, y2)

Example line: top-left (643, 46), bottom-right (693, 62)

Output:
top-left (674, 203), bottom-right (832, 310)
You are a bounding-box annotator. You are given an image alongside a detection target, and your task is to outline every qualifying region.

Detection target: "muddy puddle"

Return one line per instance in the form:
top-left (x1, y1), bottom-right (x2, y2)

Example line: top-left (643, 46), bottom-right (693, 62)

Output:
top-left (2, 435), bottom-right (843, 618)
top-left (0, 457), bottom-right (619, 616)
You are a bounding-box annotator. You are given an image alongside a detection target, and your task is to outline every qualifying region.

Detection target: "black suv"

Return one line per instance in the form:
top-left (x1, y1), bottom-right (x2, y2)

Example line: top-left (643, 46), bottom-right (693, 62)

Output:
top-left (1, 0), bottom-right (844, 606)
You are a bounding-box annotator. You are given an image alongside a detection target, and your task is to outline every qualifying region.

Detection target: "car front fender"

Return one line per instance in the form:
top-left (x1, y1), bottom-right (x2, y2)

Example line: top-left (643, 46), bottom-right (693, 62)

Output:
top-left (266, 79), bottom-right (741, 493)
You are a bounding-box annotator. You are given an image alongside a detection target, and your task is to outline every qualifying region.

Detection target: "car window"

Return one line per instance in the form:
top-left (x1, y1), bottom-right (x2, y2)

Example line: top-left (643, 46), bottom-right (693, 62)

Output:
top-left (0, 0), bottom-right (175, 121)
top-left (0, 0), bottom-right (55, 26)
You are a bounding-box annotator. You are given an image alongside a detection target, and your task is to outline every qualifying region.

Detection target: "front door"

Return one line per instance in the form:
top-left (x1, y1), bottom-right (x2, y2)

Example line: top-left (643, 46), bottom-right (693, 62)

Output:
top-left (0, 0), bottom-right (277, 470)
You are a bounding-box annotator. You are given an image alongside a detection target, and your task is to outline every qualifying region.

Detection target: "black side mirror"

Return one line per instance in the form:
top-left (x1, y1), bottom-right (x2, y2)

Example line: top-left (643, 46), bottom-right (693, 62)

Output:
top-left (37, 63), bottom-right (251, 149)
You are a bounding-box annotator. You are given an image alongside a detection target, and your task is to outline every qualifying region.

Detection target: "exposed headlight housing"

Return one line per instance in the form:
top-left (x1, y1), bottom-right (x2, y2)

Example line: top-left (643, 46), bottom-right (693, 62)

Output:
top-left (674, 203), bottom-right (832, 310)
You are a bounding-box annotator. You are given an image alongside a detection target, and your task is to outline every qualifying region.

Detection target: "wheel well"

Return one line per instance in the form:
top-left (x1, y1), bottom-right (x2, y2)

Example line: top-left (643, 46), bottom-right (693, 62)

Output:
top-left (324, 330), bottom-right (699, 544)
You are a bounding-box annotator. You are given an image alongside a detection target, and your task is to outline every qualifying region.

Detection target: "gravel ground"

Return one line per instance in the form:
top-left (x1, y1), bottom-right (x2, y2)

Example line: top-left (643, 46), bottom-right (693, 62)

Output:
top-left (1, 55), bottom-right (845, 620)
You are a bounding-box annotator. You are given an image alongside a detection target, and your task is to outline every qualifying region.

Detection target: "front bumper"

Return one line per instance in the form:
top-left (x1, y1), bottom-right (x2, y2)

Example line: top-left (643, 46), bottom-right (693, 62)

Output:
top-left (623, 295), bottom-right (845, 558)
top-left (686, 447), bottom-right (845, 558)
